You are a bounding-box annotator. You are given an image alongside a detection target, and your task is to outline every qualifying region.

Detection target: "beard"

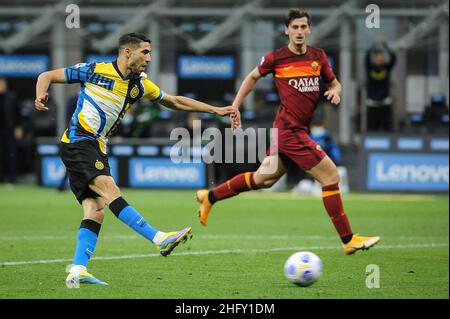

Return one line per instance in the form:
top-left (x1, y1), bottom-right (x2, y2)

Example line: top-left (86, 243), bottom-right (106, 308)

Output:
top-left (128, 60), bottom-right (142, 73)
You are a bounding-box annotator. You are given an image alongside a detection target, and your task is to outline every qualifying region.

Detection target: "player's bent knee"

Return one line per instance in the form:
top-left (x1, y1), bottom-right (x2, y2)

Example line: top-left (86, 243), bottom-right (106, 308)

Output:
top-left (82, 199), bottom-right (105, 224)
top-left (321, 172), bottom-right (340, 186)
top-left (94, 208), bottom-right (105, 223)
top-left (330, 171), bottom-right (340, 185)
top-left (86, 209), bottom-right (104, 224)
top-left (254, 172), bottom-right (276, 188)
top-left (258, 176), bottom-right (280, 188)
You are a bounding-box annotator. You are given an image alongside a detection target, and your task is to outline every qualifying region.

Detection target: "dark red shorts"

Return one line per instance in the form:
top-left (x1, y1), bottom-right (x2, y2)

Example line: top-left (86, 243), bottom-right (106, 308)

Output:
top-left (268, 128), bottom-right (326, 171)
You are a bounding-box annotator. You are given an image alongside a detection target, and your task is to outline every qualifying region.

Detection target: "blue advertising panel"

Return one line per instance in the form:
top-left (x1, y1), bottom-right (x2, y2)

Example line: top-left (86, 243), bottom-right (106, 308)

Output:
top-left (367, 153), bottom-right (449, 191)
top-left (137, 146), bottom-right (159, 156)
top-left (85, 55), bottom-right (116, 64)
top-left (430, 138), bottom-right (449, 151)
top-left (37, 144), bottom-right (60, 155)
top-left (41, 156), bottom-right (119, 186)
top-left (396, 137), bottom-right (423, 150)
top-left (129, 158), bottom-right (206, 188)
top-left (363, 137), bottom-right (391, 150)
top-left (108, 157), bottom-right (119, 183)
top-left (178, 55), bottom-right (235, 79)
top-left (0, 55), bottom-right (49, 77)
top-left (42, 156), bottom-right (66, 187)
top-left (111, 145), bottom-right (134, 156)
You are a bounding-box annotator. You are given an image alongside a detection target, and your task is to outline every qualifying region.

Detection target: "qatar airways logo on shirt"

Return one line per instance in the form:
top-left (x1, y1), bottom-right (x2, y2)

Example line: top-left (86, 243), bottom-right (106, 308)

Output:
top-left (288, 77), bottom-right (320, 93)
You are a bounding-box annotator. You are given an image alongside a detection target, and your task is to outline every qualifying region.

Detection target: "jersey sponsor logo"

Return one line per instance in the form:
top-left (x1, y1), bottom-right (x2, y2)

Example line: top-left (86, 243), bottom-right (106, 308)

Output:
top-left (130, 85), bottom-right (139, 98)
top-left (288, 77), bottom-right (320, 93)
top-left (95, 159), bottom-right (105, 170)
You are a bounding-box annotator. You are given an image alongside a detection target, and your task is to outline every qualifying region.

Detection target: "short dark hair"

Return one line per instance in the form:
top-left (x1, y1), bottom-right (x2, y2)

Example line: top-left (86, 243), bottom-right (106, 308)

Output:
top-left (285, 8), bottom-right (311, 27)
top-left (118, 32), bottom-right (151, 50)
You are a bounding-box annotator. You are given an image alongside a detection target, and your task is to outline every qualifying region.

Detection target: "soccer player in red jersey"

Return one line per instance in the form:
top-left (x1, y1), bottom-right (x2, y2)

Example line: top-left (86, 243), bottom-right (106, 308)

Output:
top-left (196, 8), bottom-right (380, 255)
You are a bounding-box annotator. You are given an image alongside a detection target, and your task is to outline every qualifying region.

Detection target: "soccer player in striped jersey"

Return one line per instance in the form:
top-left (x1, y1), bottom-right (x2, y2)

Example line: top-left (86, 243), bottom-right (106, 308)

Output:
top-left (196, 9), bottom-right (380, 255)
top-left (35, 32), bottom-right (234, 287)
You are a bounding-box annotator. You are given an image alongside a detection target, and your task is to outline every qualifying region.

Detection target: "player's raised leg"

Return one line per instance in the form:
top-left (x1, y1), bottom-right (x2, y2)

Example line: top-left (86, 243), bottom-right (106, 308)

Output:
top-left (197, 155), bottom-right (287, 226)
top-left (89, 175), bottom-right (192, 256)
top-left (66, 197), bottom-right (108, 287)
top-left (307, 156), bottom-right (380, 254)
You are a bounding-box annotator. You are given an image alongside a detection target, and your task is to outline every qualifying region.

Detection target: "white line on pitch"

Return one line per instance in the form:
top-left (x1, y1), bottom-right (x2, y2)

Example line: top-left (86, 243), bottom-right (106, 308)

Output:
top-left (0, 234), bottom-right (328, 241)
top-left (0, 243), bottom-right (447, 267)
top-left (0, 234), bottom-right (448, 241)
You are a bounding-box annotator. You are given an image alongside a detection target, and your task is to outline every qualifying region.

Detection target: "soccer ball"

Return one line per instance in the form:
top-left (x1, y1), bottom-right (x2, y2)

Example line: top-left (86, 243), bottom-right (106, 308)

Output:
top-left (284, 251), bottom-right (323, 286)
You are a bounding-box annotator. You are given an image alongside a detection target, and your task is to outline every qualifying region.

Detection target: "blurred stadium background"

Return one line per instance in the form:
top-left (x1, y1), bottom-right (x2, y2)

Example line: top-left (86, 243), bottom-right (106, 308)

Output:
top-left (0, 0), bottom-right (448, 193)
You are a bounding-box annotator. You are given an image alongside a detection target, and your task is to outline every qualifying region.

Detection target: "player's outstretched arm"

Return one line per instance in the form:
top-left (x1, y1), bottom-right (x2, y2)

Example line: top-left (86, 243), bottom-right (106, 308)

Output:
top-left (159, 94), bottom-right (235, 116)
top-left (230, 67), bottom-right (262, 129)
top-left (324, 79), bottom-right (342, 105)
top-left (35, 68), bottom-right (66, 112)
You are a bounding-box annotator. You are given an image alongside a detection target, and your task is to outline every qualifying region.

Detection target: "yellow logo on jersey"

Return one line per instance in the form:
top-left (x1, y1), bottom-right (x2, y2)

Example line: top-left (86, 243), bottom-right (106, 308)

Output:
top-left (130, 85), bottom-right (139, 99)
top-left (95, 160), bottom-right (104, 170)
top-left (316, 144), bottom-right (322, 151)
top-left (370, 69), bottom-right (387, 80)
top-left (311, 61), bottom-right (319, 71)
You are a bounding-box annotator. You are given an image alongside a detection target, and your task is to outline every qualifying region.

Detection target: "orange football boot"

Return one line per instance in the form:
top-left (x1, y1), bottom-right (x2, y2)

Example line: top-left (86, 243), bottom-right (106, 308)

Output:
top-left (343, 234), bottom-right (380, 255)
top-left (196, 189), bottom-right (213, 226)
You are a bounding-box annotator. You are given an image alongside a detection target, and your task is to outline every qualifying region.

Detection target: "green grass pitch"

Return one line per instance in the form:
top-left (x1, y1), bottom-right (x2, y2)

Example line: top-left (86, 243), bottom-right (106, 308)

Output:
top-left (0, 185), bottom-right (448, 299)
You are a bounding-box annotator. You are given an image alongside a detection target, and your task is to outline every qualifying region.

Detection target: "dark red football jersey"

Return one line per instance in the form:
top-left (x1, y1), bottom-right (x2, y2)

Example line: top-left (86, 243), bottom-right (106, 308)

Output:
top-left (258, 45), bottom-right (336, 130)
